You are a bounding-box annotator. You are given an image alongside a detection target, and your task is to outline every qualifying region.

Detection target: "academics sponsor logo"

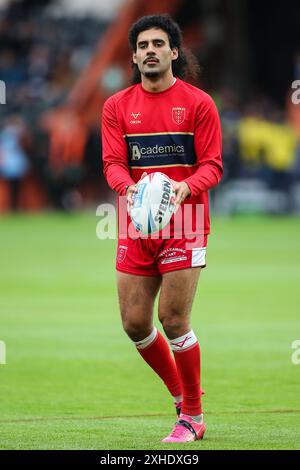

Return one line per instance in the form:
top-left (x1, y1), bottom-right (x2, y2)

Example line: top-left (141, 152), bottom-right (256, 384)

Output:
top-left (129, 142), bottom-right (185, 160)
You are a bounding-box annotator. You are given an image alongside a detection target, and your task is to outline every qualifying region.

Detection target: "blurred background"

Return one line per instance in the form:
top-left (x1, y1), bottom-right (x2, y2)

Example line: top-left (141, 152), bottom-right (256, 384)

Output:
top-left (1, 0), bottom-right (300, 214)
top-left (1, 0), bottom-right (300, 451)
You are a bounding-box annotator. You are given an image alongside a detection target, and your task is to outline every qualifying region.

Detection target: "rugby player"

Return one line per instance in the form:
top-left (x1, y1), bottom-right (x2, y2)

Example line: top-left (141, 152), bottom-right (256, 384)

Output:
top-left (102, 14), bottom-right (222, 442)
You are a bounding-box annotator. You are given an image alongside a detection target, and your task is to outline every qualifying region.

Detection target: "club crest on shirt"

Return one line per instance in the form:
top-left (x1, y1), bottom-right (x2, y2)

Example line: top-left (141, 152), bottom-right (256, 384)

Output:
top-left (172, 107), bottom-right (186, 125)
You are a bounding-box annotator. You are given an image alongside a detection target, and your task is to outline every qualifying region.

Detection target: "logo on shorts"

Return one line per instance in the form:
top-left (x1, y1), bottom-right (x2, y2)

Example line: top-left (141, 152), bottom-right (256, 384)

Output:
top-left (159, 247), bottom-right (187, 265)
top-left (172, 107), bottom-right (186, 125)
top-left (117, 245), bottom-right (128, 263)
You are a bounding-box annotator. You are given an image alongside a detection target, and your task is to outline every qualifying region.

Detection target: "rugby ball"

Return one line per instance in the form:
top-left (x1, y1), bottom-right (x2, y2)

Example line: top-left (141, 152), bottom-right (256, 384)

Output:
top-left (130, 172), bottom-right (176, 234)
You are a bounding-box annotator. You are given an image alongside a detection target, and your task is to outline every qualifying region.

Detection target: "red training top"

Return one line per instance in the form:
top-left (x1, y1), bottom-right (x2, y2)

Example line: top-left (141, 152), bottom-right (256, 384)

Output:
top-left (102, 78), bottom-right (222, 235)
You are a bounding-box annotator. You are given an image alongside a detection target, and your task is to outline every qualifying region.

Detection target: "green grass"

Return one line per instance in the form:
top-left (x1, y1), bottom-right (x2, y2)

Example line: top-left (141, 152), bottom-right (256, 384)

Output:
top-left (0, 213), bottom-right (300, 450)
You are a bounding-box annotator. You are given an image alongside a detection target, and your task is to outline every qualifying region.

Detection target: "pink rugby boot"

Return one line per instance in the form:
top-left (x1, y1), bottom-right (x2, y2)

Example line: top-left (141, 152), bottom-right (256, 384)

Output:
top-left (162, 414), bottom-right (206, 443)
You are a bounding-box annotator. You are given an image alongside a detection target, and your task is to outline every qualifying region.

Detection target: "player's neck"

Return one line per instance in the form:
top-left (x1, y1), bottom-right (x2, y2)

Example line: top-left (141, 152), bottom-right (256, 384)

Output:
top-left (141, 72), bottom-right (176, 93)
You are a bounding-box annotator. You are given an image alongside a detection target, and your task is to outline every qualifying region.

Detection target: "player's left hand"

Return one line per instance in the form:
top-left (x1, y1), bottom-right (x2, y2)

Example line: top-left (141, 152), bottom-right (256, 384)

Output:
top-left (171, 180), bottom-right (191, 207)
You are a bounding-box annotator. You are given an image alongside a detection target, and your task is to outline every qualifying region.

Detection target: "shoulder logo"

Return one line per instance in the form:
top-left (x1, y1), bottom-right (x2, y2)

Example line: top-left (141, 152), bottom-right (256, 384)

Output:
top-left (130, 112), bottom-right (142, 124)
top-left (172, 107), bottom-right (186, 125)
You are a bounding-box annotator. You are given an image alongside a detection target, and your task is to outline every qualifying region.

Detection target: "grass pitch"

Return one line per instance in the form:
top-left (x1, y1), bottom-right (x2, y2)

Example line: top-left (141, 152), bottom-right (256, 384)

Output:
top-left (0, 213), bottom-right (299, 450)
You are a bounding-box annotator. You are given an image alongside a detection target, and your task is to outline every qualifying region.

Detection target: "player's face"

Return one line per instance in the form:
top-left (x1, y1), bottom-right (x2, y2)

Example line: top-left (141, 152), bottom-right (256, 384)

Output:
top-left (133, 28), bottom-right (178, 79)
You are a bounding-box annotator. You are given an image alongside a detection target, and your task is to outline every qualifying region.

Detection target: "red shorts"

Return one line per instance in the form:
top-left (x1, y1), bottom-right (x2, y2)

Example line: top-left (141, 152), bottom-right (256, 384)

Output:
top-left (116, 235), bottom-right (208, 276)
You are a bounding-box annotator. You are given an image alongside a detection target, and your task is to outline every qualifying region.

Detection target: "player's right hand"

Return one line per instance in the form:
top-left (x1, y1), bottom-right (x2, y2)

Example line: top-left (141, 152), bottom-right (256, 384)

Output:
top-left (126, 184), bottom-right (138, 209)
top-left (126, 172), bottom-right (147, 209)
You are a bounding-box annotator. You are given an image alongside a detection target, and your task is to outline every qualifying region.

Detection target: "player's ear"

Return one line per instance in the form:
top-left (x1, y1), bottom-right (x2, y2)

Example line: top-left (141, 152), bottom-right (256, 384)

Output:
top-left (132, 52), bottom-right (137, 64)
top-left (171, 47), bottom-right (178, 61)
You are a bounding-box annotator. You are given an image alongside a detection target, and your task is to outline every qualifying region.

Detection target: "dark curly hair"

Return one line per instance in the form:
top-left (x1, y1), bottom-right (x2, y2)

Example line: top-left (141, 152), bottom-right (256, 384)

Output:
top-left (128, 14), bottom-right (200, 84)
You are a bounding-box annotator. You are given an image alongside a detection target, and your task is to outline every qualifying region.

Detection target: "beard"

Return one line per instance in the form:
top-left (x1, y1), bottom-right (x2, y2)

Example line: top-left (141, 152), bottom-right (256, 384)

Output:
top-left (144, 70), bottom-right (160, 79)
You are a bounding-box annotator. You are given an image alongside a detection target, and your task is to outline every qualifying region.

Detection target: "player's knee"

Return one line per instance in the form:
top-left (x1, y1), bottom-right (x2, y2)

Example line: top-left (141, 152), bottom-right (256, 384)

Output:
top-left (159, 314), bottom-right (189, 337)
top-left (122, 317), bottom-right (151, 342)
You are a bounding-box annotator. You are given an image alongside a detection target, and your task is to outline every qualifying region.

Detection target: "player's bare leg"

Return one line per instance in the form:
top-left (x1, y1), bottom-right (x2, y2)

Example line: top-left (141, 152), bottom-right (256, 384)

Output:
top-left (158, 267), bottom-right (205, 442)
top-left (158, 267), bottom-right (201, 340)
top-left (117, 272), bottom-right (160, 341)
top-left (117, 272), bottom-right (182, 405)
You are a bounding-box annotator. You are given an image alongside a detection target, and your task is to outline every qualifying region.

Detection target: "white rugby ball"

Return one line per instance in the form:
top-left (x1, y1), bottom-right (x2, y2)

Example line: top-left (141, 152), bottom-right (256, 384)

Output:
top-left (130, 172), bottom-right (176, 234)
